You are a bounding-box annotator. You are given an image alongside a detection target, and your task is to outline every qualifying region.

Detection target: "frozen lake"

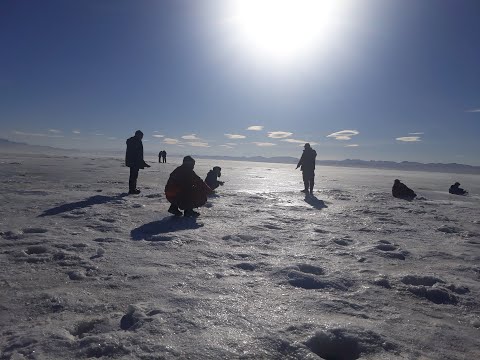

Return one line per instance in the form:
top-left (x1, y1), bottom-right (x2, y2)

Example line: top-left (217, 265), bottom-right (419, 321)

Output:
top-left (1, 153), bottom-right (479, 359)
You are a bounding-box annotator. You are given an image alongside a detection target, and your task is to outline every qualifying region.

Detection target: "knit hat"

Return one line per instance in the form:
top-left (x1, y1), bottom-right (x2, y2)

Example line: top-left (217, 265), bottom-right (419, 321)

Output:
top-left (183, 156), bottom-right (195, 164)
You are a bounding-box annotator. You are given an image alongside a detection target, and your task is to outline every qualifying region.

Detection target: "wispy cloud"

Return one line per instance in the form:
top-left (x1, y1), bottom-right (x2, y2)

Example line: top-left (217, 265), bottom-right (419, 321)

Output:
top-left (48, 129), bottom-right (62, 134)
top-left (252, 142), bottom-right (276, 147)
top-left (281, 138), bottom-right (318, 145)
top-left (409, 132), bottom-right (424, 135)
top-left (465, 109), bottom-right (480, 113)
top-left (326, 130), bottom-right (359, 140)
top-left (72, 130), bottom-right (81, 134)
top-left (225, 133), bottom-right (246, 139)
top-left (396, 136), bottom-right (421, 142)
top-left (93, 133), bottom-right (103, 136)
top-left (267, 131), bottom-right (292, 139)
top-left (152, 134), bottom-right (164, 138)
top-left (186, 141), bottom-right (209, 147)
top-left (13, 130), bottom-right (64, 138)
top-left (247, 125), bottom-right (264, 131)
top-left (345, 144), bottom-right (359, 147)
top-left (226, 143), bottom-right (238, 146)
top-left (181, 134), bottom-right (200, 140)
top-left (163, 138), bottom-right (180, 145)
top-left (219, 144), bottom-right (234, 149)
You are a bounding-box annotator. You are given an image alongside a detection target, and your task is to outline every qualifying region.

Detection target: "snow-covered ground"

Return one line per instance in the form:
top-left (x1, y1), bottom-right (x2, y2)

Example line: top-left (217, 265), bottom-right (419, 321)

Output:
top-left (1, 153), bottom-right (479, 359)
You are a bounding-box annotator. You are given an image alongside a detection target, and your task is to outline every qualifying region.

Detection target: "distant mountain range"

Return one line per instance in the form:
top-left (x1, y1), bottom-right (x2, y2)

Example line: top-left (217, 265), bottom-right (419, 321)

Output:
top-left (0, 138), bottom-right (76, 155)
top-left (1, 138), bottom-right (479, 174)
top-left (193, 155), bottom-right (480, 175)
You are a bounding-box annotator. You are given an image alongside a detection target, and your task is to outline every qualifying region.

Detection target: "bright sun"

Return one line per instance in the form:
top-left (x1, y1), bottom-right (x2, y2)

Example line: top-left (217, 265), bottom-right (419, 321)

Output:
top-left (224, 0), bottom-right (352, 66)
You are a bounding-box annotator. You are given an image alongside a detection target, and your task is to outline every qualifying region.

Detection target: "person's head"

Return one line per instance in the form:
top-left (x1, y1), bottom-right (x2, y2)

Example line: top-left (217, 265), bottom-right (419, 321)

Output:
top-left (134, 130), bottom-right (143, 140)
top-left (304, 143), bottom-right (311, 149)
top-left (183, 155), bottom-right (195, 169)
top-left (213, 166), bottom-right (221, 177)
top-left (454, 182), bottom-right (460, 186)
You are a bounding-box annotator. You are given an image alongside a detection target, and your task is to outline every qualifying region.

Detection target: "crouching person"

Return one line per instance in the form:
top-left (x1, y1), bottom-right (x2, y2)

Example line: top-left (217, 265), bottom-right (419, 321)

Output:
top-left (392, 179), bottom-right (417, 200)
top-left (205, 166), bottom-right (224, 191)
top-left (165, 156), bottom-right (212, 217)
top-left (449, 182), bottom-right (468, 195)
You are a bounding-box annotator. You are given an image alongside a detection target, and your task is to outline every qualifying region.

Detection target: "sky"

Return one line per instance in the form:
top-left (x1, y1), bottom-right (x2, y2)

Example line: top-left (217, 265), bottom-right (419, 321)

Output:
top-left (1, 0), bottom-right (479, 165)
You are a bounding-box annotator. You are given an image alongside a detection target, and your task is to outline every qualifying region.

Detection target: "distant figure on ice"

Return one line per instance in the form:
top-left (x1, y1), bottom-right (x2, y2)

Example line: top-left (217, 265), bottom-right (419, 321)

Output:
top-left (165, 156), bottom-right (212, 217)
top-left (205, 166), bottom-right (224, 191)
top-left (158, 151), bottom-right (163, 163)
top-left (449, 182), bottom-right (468, 195)
top-left (125, 130), bottom-right (151, 195)
top-left (162, 150), bottom-right (167, 163)
top-left (392, 179), bottom-right (417, 200)
top-left (296, 143), bottom-right (317, 195)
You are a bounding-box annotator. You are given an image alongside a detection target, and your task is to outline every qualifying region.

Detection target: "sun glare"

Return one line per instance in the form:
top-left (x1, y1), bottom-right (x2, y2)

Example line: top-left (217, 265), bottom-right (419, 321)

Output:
top-left (224, 0), bottom-right (352, 67)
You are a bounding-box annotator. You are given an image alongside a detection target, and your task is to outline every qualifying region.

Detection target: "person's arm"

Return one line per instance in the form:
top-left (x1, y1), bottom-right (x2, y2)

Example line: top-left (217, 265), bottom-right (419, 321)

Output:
top-left (296, 153), bottom-right (304, 169)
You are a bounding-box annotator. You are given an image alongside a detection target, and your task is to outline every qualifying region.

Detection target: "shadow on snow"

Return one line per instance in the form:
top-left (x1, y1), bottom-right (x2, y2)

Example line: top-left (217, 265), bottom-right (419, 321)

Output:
top-left (130, 217), bottom-right (203, 240)
top-left (39, 194), bottom-right (128, 217)
top-left (305, 195), bottom-right (327, 210)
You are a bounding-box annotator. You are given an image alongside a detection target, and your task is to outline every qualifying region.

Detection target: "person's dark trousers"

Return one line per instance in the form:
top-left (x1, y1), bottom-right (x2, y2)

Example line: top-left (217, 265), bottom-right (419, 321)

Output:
top-left (129, 167), bottom-right (139, 192)
top-left (302, 170), bottom-right (315, 193)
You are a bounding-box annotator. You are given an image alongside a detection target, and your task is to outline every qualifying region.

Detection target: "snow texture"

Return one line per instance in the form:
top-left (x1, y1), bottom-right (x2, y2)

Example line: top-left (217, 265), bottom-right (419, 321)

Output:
top-left (1, 153), bottom-right (480, 359)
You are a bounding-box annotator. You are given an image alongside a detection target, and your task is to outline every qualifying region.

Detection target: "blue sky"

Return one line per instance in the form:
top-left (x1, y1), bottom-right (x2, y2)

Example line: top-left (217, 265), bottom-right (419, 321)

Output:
top-left (1, 0), bottom-right (479, 165)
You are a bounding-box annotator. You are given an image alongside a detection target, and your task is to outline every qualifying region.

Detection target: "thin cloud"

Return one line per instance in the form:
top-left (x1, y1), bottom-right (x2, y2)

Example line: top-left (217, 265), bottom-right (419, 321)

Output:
top-left (163, 138), bottom-right (180, 145)
top-left (345, 144), bottom-right (359, 147)
top-left (247, 125), bottom-right (264, 131)
top-left (226, 143), bottom-right (238, 146)
top-left (225, 133), bottom-right (246, 139)
top-left (181, 134), bottom-right (200, 140)
top-left (465, 109), bottom-right (480, 112)
top-left (252, 142), bottom-right (276, 147)
top-left (48, 129), bottom-right (62, 134)
top-left (72, 130), bottom-right (81, 134)
top-left (186, 142), bottom-right (209, 147)
top-left (409, 132), bottom-right (424, 135)
top-left (152, 134), bottom-right (165, 138)
top-left (93, 133), bottom-right (103, 136)
top-left (326, 130), bottom-right (359, 141)
top-left (267, 131), bottom-right (292, 139)
top-left (282, 139), bottom-right (318, 145)
top-left (13, 130), bottom-right (64, 138)
top-left (396, 136), bottom-right (421, 142)
top-left (219, 144), bottom-right (234, 149)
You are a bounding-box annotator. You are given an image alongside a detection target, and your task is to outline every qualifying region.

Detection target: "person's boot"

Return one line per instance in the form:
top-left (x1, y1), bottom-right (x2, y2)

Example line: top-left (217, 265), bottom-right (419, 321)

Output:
top-left (184, 209), bottom-right (200, 217)
top-left (128, 189), bottom-right (141, 195)
top-left (168, 204), bottom-right (182, 216)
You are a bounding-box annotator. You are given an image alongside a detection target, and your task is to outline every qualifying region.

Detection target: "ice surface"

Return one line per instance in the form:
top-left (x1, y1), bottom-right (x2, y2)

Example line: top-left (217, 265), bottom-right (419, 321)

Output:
top-left (1, 153), bottom-right (479, 359)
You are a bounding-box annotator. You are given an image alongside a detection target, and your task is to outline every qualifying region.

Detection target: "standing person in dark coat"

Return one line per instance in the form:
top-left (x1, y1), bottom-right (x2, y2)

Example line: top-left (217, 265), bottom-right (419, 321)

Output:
top-left (125, 130), bottom-right (150, 195)
top-left (205, 166), bottom-right (224, 191)
top-left (162, 150), bottom-right (167, 163)
top-left (296, 143), bottom-right (317, 195)
top-left (165, 156), bottom-right (212, 217)
top-left (392, 179), bottom-right (417, 200)
top-left (158, 151), bottom-right (163, 163)
top-left (449, 182), bottom-right (468, 195)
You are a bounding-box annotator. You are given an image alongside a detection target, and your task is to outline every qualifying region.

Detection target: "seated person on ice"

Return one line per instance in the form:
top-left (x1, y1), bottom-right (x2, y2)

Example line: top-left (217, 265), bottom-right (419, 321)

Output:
top-left (449, 182), bottom-right (468, 195)
top-left (205, 166), bottom-right (224, 191)
top-left (392, 179), bottom-right (417, 200)
top-left (165, 156), bottom-right (212, 217)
